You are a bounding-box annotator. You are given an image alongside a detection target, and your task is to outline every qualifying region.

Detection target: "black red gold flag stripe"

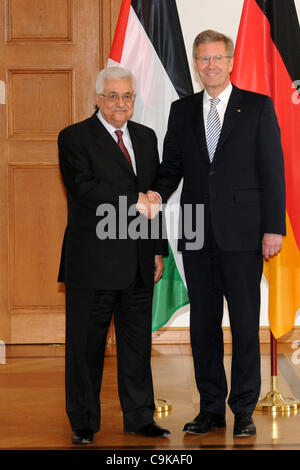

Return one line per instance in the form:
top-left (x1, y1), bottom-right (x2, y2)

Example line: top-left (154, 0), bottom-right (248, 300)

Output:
top-left (231, 0), bottom-right (300, 338)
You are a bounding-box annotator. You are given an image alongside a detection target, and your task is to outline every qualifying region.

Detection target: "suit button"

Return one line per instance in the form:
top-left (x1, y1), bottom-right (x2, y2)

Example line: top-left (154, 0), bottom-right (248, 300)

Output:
top-left (209, 170), bottom-right (216, 176)
top-left (211, 194), bottom-right (217, 200)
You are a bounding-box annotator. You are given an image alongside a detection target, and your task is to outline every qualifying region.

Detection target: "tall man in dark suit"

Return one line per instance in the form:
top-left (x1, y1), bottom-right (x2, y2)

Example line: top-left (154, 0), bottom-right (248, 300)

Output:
top-left (58, 66), bottom-right (170, 444)
top-left (147, 30), bottom-right (286, 437)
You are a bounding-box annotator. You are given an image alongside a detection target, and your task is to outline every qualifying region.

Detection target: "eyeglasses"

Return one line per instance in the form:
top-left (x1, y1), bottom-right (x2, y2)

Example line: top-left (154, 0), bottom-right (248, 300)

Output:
top-left (98, 92), bottom-right (135, 104)
top-left (195, 55), bottom-right (232, 65)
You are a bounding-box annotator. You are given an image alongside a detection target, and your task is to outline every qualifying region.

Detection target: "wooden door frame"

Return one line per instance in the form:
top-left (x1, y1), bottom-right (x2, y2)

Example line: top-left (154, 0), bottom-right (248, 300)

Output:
top-left (100, 0), bottom-right (122, 68)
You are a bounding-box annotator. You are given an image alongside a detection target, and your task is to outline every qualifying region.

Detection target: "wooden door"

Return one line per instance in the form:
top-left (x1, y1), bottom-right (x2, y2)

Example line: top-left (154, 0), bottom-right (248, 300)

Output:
top-left (0, 0), bottom-right (121, 343)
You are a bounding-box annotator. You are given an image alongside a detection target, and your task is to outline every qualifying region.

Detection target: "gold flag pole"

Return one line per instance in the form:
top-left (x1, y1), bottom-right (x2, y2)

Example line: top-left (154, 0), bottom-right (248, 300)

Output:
top-left (256, 331), bottom-right (300, 412)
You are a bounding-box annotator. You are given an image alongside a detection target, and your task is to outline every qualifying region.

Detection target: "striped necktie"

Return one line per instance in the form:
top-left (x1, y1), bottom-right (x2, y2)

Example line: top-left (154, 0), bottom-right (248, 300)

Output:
top-left (206, 97), bottom-right (221, 163)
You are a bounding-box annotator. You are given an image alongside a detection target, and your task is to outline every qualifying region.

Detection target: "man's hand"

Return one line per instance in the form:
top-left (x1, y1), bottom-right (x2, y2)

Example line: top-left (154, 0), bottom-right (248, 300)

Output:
top-left (154, 255), bottom-right (164, 283)
top-left (147, 190), bottom-right (161, 219)
top-left (136, 192), bottom-right (152, 217)
top-left (136, 192), bottom-right (161, 219)
top-left (262, 233), bottom-right (283, 261)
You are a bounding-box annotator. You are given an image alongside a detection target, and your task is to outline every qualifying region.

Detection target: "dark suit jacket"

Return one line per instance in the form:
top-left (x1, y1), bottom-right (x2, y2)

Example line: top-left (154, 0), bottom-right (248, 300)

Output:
top-left (58, 112), bottom-right (168, 289)
top-left (153, 85), bottom-right (286, 252)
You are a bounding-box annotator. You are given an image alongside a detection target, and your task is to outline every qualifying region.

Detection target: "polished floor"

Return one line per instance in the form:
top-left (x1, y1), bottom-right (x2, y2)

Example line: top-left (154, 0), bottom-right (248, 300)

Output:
top-left (0, 342), bottom-right (300, 454)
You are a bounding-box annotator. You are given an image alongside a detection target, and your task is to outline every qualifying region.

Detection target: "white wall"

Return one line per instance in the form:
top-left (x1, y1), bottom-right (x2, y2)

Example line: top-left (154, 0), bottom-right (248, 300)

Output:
top-left (165, 0), bottom-right (300, 328)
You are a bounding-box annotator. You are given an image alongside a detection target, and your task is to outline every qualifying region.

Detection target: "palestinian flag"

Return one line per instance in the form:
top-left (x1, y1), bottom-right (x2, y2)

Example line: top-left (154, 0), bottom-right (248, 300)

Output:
top-left (231, 0), bottom-right (300, 338)
top-left (108, 0), bottom-right (193, 331)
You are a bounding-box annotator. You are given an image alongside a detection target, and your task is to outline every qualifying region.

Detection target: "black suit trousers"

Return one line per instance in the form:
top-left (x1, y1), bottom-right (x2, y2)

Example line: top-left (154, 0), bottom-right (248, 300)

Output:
top-left (65, 274), bottom-right (155, 433)
top-left (182, 231), bottom-right (263, 416)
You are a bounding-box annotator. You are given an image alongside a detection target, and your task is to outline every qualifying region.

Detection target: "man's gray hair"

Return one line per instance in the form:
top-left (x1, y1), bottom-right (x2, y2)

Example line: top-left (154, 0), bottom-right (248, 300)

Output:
top-left (95, 66), bottom-right (136, 94)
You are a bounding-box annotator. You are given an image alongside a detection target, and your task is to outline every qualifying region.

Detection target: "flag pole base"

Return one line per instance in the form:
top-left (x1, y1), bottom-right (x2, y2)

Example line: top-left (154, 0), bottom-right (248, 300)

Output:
top-left (154, 398), bottom-right (172, 413)
top-left (256, 376), bottom-right (300, 412)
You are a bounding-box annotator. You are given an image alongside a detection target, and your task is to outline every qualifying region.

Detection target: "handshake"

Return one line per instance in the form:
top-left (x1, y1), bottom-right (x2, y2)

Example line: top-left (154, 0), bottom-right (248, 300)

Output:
top-left (136, 191), bottom-right (161, 219)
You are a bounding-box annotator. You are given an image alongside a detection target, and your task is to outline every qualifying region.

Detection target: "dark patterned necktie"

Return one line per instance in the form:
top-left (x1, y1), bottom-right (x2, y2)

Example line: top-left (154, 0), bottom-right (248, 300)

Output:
top-left (115, 130), bottom-right (132, 167)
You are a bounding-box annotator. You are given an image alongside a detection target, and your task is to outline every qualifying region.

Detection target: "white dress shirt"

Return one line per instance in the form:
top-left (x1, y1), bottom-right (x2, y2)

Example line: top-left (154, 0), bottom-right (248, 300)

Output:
top-left (203, 82), bottom-right (233, 133)
top-left (154, 82), bottom-right (233, 204)
top-left (96, 110), bottom-right (137, 174)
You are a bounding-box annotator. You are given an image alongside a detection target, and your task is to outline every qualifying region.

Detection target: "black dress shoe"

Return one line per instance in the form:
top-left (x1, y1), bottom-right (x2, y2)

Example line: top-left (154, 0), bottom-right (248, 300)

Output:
top-left (137, 421), bottom-right (171, 437)
top-left (233, 413), bottom-right (256, 437)
top-left (72, 429), bottom-right (94, 444)
top-left (183, 411), bottom-right (226, 434)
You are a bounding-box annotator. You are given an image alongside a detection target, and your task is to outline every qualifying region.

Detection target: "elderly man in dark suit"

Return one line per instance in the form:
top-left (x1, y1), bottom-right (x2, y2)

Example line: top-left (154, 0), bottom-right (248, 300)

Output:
top-left (58, 66), bottom-right (170, 444)
top-left (148, 30), bottom-right (286, 437)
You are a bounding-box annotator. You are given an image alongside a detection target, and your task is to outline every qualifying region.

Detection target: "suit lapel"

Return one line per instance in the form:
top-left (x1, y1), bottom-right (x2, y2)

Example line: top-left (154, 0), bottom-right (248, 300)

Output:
top-left (127, 121), bottom-right (149, 190)
top-left (191, 92), bottom-right (211, 165)
top-left (213, 86), bottom-right (243, 163)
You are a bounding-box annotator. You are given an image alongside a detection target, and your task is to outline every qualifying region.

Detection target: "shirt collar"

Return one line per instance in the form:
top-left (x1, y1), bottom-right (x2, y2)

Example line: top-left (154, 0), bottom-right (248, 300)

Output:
top-left (96, 109), bottom-right (128, 136)
top-left (203, 82), bottom-right (233, 106)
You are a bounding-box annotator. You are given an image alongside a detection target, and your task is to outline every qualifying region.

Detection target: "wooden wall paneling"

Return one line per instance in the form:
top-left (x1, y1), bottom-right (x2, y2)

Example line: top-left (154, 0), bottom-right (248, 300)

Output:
top-left (8, 163), bottom-right (67, 343)
top-left (8, 164), bottom-right (67, 313)
top-left (10, 312), bottom-right (66, 343)
top-left (0, 0), bottom-right (9, 343)
top-left (7, 69), bottom-right (73, 139)
top-left (6, 0), bottom-right (73, 42)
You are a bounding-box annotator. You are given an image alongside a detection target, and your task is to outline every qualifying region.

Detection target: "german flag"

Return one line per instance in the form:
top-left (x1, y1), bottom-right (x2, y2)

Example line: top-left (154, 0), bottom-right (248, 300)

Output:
top-left (231, 0), bottom-right (300, 339)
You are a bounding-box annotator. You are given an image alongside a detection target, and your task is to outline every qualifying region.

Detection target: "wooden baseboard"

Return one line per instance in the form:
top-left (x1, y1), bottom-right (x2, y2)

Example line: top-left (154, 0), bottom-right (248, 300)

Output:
top-left (151, 326), bottom-right (300, 344)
